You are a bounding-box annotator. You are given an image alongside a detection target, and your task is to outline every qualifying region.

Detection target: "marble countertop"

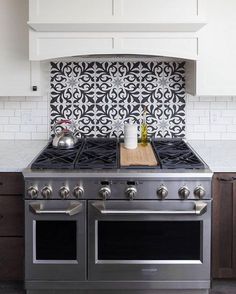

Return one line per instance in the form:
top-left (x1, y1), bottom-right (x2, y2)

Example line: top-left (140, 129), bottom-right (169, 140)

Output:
top-left (189, 140), bottom-right (236, 172)
top-left (0, 140), bottom-right (47, 172)
top-left (0, 140), bottom-right (235, 173)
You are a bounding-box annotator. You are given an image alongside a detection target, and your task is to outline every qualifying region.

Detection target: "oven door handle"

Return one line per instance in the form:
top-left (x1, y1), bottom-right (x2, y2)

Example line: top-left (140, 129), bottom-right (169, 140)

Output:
top-left (92, 201), bottom-right (207, 216)
top-left (29, 202), bottom-right (82, 216)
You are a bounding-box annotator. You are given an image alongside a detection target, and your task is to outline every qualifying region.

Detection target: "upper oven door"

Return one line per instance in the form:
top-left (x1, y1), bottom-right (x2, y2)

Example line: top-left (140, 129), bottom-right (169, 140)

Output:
top-left (25, 200), bottom-right (86, 281)
top-left (88, 200), bottom-right (211, 281)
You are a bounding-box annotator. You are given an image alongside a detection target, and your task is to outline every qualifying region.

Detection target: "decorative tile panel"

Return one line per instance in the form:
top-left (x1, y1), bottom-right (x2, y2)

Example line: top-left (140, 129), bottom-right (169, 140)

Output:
top-left (50, 60), bottom-right (186, 138)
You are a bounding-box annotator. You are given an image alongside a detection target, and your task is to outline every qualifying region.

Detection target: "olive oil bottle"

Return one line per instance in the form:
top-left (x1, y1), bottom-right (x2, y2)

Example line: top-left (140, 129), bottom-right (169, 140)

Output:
top-left (141, 106), bottom-right (148, 146)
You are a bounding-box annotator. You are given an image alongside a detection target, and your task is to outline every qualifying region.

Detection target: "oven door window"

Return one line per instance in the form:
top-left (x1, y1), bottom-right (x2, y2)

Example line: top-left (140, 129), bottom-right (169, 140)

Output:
top-left (35, 221), bottom-right (76, 261)
top-left (97, 221), bottom-right (201, 261)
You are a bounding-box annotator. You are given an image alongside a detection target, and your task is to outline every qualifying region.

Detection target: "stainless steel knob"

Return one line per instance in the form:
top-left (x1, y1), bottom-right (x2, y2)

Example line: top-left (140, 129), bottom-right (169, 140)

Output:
top-left (126, 186), bottom-right (137, 200)
top-left (73, 186), bottom-right (84, 198)
top-left (194, 185), bottom-right (206, 199)
top-left (99, 186), bottom-right (111, 200)
top-left (41, 186), bottom-right (52, 199)
top-left (59, 186), bottom-right (70, 199)
top-left (178, 186), bottom-right (190, 199)
top-left (157, 185), bottom-right (168, 199)
top-left (27, 186), bottom-right (38, 199)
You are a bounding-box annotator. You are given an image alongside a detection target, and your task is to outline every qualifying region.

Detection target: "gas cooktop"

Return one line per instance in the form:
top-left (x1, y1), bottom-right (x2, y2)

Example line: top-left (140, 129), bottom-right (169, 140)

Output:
top-left (31, 138), bottom-right (206, 170)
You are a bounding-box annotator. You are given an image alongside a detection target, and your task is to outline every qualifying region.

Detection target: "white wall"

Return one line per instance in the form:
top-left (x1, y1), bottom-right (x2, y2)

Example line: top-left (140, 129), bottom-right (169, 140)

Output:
top-left (0, 95), bottom-right (236, 140)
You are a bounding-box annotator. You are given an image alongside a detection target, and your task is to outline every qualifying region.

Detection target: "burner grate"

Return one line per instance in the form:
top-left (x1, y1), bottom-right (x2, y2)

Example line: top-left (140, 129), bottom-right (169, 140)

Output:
top-left (75, 138), bottom-right (118, 169)
top-left (31, 141), bottom-right (84, 169)
top-left (152, 139), bottom-right (205, 169)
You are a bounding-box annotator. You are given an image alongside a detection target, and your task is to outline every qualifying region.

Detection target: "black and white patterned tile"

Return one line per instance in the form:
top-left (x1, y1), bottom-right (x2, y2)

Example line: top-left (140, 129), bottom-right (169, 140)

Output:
top-left (50, 60), bottom-right (186, 138)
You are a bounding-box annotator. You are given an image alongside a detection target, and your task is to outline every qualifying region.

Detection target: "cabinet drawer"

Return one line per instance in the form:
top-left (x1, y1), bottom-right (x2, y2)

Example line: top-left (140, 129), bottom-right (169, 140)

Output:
top-left (0, 196), bottom-right (24, 236)
top-left (0, 237), bottom-right (23, 281)
top-left (0, 173), bottom-right (24, 195)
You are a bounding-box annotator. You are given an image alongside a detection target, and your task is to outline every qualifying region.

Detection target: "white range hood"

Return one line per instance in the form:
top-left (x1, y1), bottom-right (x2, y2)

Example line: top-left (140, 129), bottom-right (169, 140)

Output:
top-left (28, 0), bottom-right (206, 61)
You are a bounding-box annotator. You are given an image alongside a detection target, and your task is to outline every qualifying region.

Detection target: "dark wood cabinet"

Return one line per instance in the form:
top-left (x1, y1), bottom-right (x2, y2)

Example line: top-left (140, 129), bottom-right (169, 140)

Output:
top-left (0, 173), bottom-right (24, 281)
top-left (212, 173), bottom-right (236, 278)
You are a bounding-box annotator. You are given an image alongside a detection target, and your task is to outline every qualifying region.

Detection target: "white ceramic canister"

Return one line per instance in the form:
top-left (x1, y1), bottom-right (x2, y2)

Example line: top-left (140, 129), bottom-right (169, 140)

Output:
top-left (124, 121), bottom-right (138, 149)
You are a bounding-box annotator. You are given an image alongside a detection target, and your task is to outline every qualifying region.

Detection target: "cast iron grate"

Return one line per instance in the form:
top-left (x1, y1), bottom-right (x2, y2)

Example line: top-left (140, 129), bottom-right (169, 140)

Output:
top-left (31, 141), bottom-right (84, 170)
top-left (75, 138), bottom-right (118, 169)
top-left (152, 139), bottom-right (205, 169)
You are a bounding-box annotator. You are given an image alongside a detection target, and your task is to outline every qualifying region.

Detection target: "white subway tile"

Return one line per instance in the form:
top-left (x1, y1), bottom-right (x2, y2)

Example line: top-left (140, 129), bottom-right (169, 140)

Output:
top-left (32, 132), bottom-right (49, 140)
top-left (0, 109), bottom-right (15, 116)
top-left (193, 102), bottom-right (210, 109)
top-left (8, 96), bottom-right (26, 102)
top-left (199, 117), bottom-right (210, 124)
top-left (215, 96), bottom-right (233, 102)
top-left (20, 125), bottom-right (37, 132)
top-left (187, 95), bottom-right (200, 102)
top-left (221, 133), bottom-right (236, 140)
top-left (36, 125), bottom-right (48, 133)
top-left (186, 133), bottom-right (205, 140)
top-left (9, 117), bottom-right (21, 124)
top-left (227, 102), bottom-right (236, 109)
top-left (0, 117), bottom-right (9, 124)
top-left (5, 125), bottom-right (20, 132)
top-left (186, 116), bottom-right (200, 124)
top-left (210, 125), bottom-right (226, 132)
top-left (186, 102), bottom-right (194, 109)
top-left (221, 110), bottom-right (236, 117)
top-left (194, 125), bottom-right (210, 132)
top-left (199, 96), bottom-right (216, 102)
top-left (227, 125), bottom-right (236, 132)
top-left (4, 101), bottom-right (21, 109)
top-left (210, 102), bottom-right (227, 109)
top-left (15, 133), bottom-right (32, 140)
top-left (0, 132), bottom-right (15, 139)
top-left (20, 101), bottom-right (38, 109)
top-left (205, 133), bottom-right (221, 140)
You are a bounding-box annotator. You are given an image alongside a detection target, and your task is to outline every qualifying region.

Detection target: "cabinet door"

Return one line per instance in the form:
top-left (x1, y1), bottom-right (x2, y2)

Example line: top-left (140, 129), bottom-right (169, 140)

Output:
top-left (212, 173), bottom-right (236, 278)
top-left (196, 0), bottom-right (236, 96)
top-left (0, 0), bottom-right (41, 96)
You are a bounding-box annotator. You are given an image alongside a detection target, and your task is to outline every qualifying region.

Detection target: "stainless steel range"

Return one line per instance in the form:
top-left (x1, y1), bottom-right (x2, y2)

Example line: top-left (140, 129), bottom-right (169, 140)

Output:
top-left (23, 138), bottom-right (212, 294)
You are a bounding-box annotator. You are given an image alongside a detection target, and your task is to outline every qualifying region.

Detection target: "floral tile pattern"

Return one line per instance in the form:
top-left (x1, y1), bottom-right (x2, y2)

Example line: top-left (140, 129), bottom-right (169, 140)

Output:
top-left (50, 61), bottom-right (186, 138)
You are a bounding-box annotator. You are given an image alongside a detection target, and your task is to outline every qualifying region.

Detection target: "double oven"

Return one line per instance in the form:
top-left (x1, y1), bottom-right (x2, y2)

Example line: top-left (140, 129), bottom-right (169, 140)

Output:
top-left (24, 177), bottom-right (211, 291)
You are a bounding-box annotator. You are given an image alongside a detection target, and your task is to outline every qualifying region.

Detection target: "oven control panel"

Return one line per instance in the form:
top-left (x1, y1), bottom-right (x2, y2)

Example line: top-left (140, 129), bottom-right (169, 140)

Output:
top-left (25, 178), bottom-right (212, 200)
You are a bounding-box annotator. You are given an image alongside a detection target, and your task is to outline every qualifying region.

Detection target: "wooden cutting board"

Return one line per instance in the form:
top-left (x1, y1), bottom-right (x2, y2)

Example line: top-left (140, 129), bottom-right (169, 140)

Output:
top-left (120, 143), bottom-right (159, 167)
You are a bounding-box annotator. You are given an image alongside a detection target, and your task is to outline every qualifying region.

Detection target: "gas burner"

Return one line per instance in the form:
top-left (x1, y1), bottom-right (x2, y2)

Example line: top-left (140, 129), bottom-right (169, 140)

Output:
top-left (152, 139), bottom-right (205, 169)
top-left (31, 141), bottom-right (83, 170)
top-left (75, 138), bottom-right (118, 169)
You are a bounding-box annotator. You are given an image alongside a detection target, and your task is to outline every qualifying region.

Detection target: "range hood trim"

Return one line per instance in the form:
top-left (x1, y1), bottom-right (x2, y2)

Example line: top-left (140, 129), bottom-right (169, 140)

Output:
top-left (29, 30), bottom-right (199, 61)
top-left (28, 19), bottom-right (206, 33)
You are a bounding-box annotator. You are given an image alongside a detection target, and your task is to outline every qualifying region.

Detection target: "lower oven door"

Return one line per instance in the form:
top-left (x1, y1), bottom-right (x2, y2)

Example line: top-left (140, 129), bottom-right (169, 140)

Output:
top-left (25, 200), bottom-right (86, 281)
top-left (88, 200), bottom-right (211, 281)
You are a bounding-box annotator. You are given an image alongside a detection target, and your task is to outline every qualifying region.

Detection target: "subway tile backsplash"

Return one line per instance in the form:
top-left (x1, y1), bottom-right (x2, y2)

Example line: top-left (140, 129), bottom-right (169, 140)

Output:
top-left (0, 87), bottom-right (236, 141)
top-left (186, 95), bottom-right (236, 140)
top-left (0, 96), bottom-right (49, 140)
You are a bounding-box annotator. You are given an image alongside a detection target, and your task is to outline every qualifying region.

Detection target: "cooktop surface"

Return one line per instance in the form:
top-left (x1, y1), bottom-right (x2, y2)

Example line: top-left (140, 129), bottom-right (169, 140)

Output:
top-left (31, 138), bottom-right (205, 170)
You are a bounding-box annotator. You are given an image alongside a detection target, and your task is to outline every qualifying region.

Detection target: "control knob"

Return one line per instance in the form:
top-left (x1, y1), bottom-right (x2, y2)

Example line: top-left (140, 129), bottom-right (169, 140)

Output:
top-left (99, 186), bottom-right (111, 200)
top-left (126, 186), bottom-right (137, 200)
top-left (59, 186), bottom-right (70, 199)
top-left (157, 185), bottom-right (168, 199)
top-left (73, 186), bottom-right (84, 198)
top-left (41, 186), bottom-right (52, 199)
top-left (178, 186), bottom-right (190, 199)
top-left (27, 186), bottom-right (38, 199)
top-left (194, 185), bottom-right (206, 199)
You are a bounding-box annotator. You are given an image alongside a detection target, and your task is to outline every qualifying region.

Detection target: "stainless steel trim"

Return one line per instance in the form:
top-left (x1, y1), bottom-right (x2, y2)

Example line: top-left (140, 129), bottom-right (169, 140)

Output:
top-left (92, 201), bottom-right (207, 216)
top-left (30, 202), bottom-right (82, 216)
top-left (96, 259), bottom-right (202, 265)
